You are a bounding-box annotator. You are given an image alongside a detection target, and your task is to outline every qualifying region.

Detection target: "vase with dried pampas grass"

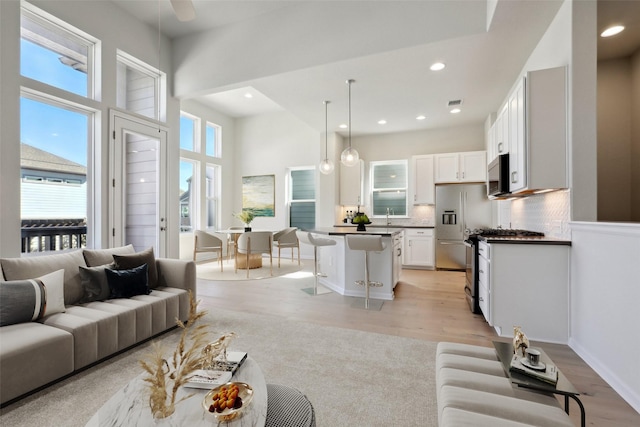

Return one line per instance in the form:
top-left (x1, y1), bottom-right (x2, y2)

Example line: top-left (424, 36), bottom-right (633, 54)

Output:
top-left (140, 291), bottom-right (210, 420)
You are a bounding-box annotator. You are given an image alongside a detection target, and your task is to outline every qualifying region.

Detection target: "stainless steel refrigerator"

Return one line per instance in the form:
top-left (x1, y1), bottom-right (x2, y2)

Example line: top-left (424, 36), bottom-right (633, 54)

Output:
top-left (435, 183), bottom-right (491, 270)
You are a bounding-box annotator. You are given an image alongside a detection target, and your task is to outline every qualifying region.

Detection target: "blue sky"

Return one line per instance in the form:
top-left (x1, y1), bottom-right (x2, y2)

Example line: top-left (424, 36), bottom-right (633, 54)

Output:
top-left (20, 39), bottom-right (88, 166)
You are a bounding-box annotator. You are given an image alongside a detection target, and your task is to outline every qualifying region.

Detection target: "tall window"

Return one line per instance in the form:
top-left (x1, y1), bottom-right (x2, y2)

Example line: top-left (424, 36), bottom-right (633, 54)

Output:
top-left (116, 50), bottom-right (166, 121)
top-left (19, 3), bottom-right (98, 253)
top-left (179, 112), bottom-right (221, 232)
top-left (289, 168), bottom-right (315, 229)
top-left (370, 160), bottom-right (408, 216)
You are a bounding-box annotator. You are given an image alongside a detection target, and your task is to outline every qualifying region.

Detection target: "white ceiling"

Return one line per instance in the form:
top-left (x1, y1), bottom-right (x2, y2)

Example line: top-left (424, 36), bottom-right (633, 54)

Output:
top-left (109, 0), bottom-right (640, 136)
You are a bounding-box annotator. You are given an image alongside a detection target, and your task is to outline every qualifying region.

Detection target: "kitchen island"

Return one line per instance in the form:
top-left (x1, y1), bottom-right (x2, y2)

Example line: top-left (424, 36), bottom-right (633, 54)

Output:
top-left (304, 227), bottom-right (403, 301)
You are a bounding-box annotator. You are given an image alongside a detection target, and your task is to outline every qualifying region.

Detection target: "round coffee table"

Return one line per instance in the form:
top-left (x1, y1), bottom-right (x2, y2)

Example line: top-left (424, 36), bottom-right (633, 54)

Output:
top-left (85, 357), bottom-right (267, 426)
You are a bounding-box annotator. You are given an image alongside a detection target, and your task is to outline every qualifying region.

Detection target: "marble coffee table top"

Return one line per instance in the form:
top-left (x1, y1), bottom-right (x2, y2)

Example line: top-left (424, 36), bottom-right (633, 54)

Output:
top-left (86, 357), bottom-right (267, 426)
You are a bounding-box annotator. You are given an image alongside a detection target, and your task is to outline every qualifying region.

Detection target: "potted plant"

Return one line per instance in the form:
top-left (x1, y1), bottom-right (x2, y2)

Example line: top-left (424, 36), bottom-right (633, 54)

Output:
top-left (234, 210), bottom-right (255, 231)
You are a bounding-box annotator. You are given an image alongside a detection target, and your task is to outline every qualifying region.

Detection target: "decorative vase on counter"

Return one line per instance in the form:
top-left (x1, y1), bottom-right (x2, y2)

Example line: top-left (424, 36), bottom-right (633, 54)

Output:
top-left (244, 224), bottom-right (252, 232)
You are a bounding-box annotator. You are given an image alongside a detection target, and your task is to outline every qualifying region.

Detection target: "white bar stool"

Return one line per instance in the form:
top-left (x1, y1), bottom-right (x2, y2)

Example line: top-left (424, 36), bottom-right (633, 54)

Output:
top-left (346, 234), bottom-right (385, 310)
top-left (296, 231), bottom-right (336, 295)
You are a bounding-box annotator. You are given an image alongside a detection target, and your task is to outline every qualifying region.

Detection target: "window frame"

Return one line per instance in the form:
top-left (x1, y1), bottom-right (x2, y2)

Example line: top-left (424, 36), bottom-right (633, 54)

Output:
top-left (369, 159), bottom-right (409, 218)
top-left (116, 50), bottom-right (167, 121)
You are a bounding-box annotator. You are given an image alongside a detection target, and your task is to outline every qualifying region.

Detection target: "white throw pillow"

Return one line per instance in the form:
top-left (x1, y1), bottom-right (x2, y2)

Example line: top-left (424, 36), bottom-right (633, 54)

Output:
top-left (41, 269), bottom-right (66, 317)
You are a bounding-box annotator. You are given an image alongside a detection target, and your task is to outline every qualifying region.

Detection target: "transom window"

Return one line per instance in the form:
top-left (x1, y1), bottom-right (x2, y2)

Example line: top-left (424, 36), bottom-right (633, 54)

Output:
top-left (370, 160), bottom-right (408, 216)
top-left (116, 50), bottom-right (166, 121)
top-left (20, 2), bottom-right (98, 98)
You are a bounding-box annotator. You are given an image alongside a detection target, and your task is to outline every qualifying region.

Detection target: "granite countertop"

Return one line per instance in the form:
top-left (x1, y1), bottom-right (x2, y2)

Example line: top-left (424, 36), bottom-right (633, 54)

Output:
top-left (308, 227), bottom-right (404, 236)
top-left (479, 236), bottom-right (572, 246)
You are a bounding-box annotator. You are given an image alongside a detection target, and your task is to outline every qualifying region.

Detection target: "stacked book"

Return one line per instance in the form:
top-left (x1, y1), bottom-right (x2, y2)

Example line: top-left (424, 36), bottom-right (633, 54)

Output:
top-left (509, 353), bottom-right (558, 385)
top-left (185, 351), bottom-right (248, 389)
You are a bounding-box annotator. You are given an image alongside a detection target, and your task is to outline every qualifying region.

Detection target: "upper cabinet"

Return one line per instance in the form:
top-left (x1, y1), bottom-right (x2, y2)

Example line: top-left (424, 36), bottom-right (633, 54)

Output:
top-left (340, 159), bottom-right (364, 206)
top-left (435, 151), bottom-right (487, 183)
top-left (510, 66), bottom-right (567, 194)
top-left (412, 155), bottom-right (435, 205)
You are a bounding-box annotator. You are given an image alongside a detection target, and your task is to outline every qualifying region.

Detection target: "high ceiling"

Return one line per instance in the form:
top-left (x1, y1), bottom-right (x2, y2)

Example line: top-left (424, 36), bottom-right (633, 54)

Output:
top-left (109, 0), bottom-right (640, 136)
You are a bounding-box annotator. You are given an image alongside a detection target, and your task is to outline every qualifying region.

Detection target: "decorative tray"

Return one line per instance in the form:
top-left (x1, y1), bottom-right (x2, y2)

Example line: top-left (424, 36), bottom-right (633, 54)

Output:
top-left (202, 382), bottom-right (253, 421)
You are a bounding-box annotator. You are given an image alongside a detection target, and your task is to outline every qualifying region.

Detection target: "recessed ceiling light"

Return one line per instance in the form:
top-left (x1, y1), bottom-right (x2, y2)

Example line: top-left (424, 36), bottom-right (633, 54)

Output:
top-left (416, 115), bottom-right (426, 120)
top-left (378, 119), bottom-right (387, 125)
top-left (430, 62), bottom-right (445, 71)
top-left (601, 25), bottom-right (625, 37)
top-left (450, 108), bottom-right (461, 114)
top-left (339, 124), bottom-right (348, 129)
top-left (244, 93), bottom-right (253, 98)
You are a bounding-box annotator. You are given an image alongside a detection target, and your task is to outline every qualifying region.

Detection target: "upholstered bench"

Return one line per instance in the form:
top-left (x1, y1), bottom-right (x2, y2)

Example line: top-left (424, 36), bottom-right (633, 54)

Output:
top-left (436, 342), bottom-right (574, 426)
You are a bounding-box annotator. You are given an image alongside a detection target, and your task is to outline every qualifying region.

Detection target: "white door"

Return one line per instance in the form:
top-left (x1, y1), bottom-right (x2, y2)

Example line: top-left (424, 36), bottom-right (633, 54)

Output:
top-left (110, 111), bottom-right (167, 256)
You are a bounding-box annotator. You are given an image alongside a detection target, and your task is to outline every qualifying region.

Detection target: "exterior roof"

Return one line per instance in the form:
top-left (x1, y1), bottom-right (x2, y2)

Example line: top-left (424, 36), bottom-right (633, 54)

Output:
top-left (21, 143), bottom-right (86, 176)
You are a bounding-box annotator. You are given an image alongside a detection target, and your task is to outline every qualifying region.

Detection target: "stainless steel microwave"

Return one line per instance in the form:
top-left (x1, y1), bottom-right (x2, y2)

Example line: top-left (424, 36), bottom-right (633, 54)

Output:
top-left (487, 154), bottom-right (510, 197)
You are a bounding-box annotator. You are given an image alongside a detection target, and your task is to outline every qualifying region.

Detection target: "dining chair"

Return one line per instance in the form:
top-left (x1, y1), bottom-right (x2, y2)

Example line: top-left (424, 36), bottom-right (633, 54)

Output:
top-left (226, 226), bottom-right (244, 261)
top-left (193, 230), bottom-right (224, 271)
top-left (235, 231), bottom-right (273, 278)
top-left (272, 227), bottom-right (300, 267)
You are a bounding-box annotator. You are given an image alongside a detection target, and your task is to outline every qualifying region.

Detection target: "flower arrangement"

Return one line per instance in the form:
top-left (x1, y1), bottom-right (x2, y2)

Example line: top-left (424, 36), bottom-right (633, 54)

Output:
top-left (234, 210), bottom-right (255, 225)
top-left (139, 291), bottom-right (210, 419)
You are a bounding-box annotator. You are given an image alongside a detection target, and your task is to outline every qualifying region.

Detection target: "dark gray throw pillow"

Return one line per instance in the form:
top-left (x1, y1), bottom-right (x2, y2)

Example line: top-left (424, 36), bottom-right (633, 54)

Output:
top-left (78, 263), bottom-right (114, 303)
top-left (105, 264), bottom-right (150, 299)
top-left (112, 247), bottom-right (158, 289)
top-left (0, 279), bottom-right (46, 326)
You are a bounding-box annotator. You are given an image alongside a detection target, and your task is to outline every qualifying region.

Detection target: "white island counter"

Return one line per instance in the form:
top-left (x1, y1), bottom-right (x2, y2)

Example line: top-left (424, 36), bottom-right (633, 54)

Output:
top-left (304, 227), bottom-right (403, 301)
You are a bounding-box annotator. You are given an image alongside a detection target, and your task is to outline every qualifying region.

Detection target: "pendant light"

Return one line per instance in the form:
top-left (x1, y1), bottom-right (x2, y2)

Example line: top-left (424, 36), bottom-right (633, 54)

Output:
top-left (340, 79), bottom-right (360, 167)
top-left (319, 100), bottom-right (334, 175)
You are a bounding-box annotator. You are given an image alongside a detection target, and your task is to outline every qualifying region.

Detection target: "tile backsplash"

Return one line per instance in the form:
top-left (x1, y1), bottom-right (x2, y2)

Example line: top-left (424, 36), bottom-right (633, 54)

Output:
top-left (510, 190), bottom-right (571, 239)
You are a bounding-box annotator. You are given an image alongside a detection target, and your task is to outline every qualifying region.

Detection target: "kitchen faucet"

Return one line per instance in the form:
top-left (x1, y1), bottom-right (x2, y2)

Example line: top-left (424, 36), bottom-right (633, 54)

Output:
top-left (386, 207), bottom-right (394, 226)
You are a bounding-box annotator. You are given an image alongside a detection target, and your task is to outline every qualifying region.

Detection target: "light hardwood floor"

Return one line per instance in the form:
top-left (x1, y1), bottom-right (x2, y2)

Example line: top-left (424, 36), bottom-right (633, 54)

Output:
top-left (196, 261), bottom-right (639, 426)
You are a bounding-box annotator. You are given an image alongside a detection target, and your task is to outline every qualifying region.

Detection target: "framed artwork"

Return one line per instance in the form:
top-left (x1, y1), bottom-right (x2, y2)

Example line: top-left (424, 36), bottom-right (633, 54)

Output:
top-left (242, 175), bottom-right (275, 217)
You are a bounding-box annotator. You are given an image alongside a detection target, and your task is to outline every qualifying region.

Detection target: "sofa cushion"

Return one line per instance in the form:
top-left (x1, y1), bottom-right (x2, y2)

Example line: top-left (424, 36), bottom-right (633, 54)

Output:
top-left (82, 245), bottom-right (135, 267)
top-left (0, 250), bottom-right (87, 305)
top-left (78, 263), bottom-right (113, 303)
top-left (105, 264), bottom-right (150, 298)
top-left (0, 322), bottom-right (73, 404)
top-left (82, 301), bottom-right (136, 350)
top-left (0, 269), bottom-right (65, 326)
top-left (41, 312), bottom-right (99, 369)
top-left (113, 247), bottom-right (158, 289)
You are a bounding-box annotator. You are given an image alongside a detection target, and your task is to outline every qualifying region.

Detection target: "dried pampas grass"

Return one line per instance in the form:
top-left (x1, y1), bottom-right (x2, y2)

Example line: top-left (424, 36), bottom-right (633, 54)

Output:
top-left (140, 291), bottom-right (210, 419)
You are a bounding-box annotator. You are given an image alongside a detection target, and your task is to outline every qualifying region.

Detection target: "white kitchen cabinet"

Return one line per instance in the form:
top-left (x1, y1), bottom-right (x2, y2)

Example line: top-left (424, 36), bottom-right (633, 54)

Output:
top-left (403, 228), bottom-right (434, 268)
top-left (392, 232), bottom-right (403, 287)
top-left (434, 151), bottom-right (487, 183)
top-left (483, 241), bottom-right (569, 344)
top-left (508, 66), bottom-right (567, 194)
top-left (494, 104), bottom-right (509, 162)
top-left (340, 159), bottom-right (364, 206)
top-left (412, 155), bottom-right (435, 205)
top-left (478, 242), bottom-right (491, 324)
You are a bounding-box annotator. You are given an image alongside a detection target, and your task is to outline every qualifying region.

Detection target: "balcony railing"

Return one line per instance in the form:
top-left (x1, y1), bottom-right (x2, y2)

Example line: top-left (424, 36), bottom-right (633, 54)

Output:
top-left (21, 219), bottom-right (87, 253)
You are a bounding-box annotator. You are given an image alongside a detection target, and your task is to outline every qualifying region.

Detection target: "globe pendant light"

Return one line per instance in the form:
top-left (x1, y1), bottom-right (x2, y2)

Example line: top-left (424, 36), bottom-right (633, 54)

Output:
top-left (340, 79), bottom-right (360, 167)
top-left (319, 100), bottom-right (334, 175)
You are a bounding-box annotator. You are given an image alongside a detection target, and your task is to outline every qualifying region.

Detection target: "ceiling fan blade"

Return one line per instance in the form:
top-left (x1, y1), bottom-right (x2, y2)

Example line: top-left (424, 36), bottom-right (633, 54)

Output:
top-left (170, 0), bottom-right (196, 22)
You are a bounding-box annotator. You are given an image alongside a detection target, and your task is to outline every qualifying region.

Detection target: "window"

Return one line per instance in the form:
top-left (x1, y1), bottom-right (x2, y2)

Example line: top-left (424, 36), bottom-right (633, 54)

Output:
top-left (116, 50), bottom-right (166, 121)
top-left (179, 160), bottom-right (196, 232)
top-left (178, 111), bottom-right (222, 235)
top-left (206, 122), bottom-right (221, 157)
top-left (370, 160), bottom-right (408, 216)
top-left (180, 113), bottom-right (198, 152)
top-left (21, 3), bottom-right (97, 98)
top-left (289, 168), bottom-right (315, 229)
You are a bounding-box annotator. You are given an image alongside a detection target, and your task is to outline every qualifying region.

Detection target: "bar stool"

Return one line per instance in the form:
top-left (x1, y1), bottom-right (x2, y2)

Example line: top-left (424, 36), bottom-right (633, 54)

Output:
top-left (296, 231), bottom-right (336, 295)
top-left (346, 234), bottom-right (385, 310)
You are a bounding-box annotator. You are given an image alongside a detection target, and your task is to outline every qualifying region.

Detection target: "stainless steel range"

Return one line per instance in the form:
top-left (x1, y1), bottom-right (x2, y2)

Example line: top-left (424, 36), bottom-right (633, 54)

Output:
top-left (464, 229), bottom-right (544, 314)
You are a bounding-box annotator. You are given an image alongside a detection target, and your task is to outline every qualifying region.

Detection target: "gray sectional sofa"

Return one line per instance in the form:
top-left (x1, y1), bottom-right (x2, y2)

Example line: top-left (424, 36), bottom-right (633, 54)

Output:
top-left (436, 342), bottom-right (574, 426)
top-left (0, 245), bottom-right (196, 405)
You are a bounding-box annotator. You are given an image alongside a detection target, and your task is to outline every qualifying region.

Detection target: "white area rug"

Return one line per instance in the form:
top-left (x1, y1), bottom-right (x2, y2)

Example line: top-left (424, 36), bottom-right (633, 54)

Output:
top-left (197, 257), bottom-right (303, 281)
top-left (0, 308), bottom-right (438, 426)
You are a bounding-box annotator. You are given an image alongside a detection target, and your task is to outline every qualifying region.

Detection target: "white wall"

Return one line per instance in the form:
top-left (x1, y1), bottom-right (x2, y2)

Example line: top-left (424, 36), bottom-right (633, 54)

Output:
top-left (569, 222), bottom-right (640, 413)
top-left (631, 49), bottom-right (640, 220)
top-left (234, 111), bottom-right (320, 232)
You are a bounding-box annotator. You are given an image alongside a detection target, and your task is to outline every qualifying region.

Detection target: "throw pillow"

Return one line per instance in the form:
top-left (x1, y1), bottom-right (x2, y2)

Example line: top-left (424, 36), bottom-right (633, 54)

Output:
top-left (78, 263), bottom-right (114, 303)
top-left (0, 269), bottom-right (65, 327)
top-left (105, 264), bottom-right (150, 299)
top-left (83, 245), bottom-right (135, 267)
top-left (112, 247), bottom-right (158, 289)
